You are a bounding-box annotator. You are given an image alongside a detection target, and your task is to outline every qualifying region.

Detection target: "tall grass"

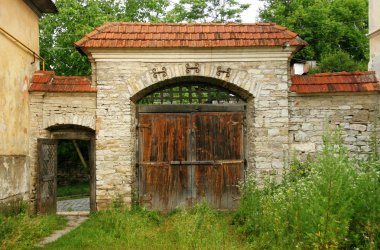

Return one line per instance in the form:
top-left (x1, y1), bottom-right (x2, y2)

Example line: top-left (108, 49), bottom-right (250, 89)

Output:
top-left (235, 130), bottom-right (380, 249)
top-left (0, 205), bottom-right (67, 249)
top-left (43, 203), bottom-right (247, 249)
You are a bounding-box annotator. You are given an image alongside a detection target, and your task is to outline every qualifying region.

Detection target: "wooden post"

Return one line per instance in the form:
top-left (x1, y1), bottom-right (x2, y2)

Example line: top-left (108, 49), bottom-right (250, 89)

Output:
top-left (72, 140), bottom-right (88, 169)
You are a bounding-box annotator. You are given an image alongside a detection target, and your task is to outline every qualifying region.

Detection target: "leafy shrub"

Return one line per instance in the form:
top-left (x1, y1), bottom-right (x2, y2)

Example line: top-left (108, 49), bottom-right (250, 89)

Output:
top-left (235, 130), bottom-right (380, 249)
top-left (309, 49), bottom-right (367, 73)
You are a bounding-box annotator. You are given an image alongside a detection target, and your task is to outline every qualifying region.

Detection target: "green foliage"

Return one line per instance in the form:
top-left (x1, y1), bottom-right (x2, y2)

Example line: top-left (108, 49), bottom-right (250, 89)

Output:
top-left (40, 0), bottom-right (250, 76)
top-left (43, 204), bottom-right (247, 249)
top-left (40, 0), bottom-right (124, 75)
top-left (0, 212), bottom-right (67, 249)
top-left (0, 199), bottom-right (27, 217)
top-left (57, 182), bottom-right (90, 199)
top-left (310, 49), bottom-right (368, 73)
top-left (57, 140), bottom-right (89, 171)
top-left (165, 0), bottom-right (250, 23)
top-left (235, 129), bottom-right (380, 249)
top-left (259, 0), bottom-right (369, 71)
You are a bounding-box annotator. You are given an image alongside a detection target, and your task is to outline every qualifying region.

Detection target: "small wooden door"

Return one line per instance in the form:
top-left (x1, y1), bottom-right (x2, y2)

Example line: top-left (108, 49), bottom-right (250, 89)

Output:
top-left (138, 111), bottom-right (244, 211)
top-left (37, 139), bottom-right (58, 214)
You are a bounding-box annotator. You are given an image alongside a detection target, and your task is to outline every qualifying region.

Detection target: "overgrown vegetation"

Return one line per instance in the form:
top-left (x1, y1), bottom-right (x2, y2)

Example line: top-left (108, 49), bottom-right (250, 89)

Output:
top-left (0, 205), bottom-right (67, 249)
top-left (2, 130), bottom-right (379, 249)
top-left (235, 130), bottom-right (380, 249)
top-left (42, 203), bottom-right (247, 249)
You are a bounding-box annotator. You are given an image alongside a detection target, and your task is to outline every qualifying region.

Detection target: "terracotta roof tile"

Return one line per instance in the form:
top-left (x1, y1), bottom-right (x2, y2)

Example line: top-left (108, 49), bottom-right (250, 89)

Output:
top-left (75, 22), bottom-right (307, 50)
top-left (29, 71), bottom-right (96, 93)
top-left (290, 71), bottom-right (380, 93)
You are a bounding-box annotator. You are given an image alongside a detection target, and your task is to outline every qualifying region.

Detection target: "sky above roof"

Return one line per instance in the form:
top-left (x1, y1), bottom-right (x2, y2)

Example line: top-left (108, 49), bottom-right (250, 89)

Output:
top-left (239, 0), bottom-right (264, 23)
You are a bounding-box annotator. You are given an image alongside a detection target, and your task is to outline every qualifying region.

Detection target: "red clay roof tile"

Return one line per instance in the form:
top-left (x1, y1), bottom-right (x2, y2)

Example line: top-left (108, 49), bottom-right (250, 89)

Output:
top-left (290, 71), bottom-right (380, 93)
top-left (29, 71), bottom-right (96, 93)
top-left (75, 22), bottom-right (307, 50)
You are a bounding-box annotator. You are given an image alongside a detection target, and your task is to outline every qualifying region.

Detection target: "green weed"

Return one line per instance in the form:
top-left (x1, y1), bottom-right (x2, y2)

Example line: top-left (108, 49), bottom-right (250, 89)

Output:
top-left (0, 211), bottom-right (67, 249)
top-left (57, 182), bottom-right (89, 199)
top-left (43, 204), bottom-right (248, 249)
top-left (235, 129), bottom-right (380, 249)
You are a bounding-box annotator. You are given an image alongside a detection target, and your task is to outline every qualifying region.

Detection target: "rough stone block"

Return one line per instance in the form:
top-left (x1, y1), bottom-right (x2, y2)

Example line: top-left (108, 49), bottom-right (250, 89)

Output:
top-left (350, 124), bottom-right (367, 132)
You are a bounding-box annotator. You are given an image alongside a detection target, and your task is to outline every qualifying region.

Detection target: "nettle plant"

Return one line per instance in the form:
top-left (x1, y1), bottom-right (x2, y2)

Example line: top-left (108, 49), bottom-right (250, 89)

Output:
top-left (236, 129), bottom-right (380, 249)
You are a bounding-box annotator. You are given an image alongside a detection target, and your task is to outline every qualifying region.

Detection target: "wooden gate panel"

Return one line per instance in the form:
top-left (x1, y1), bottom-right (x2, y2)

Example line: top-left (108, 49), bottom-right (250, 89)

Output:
top-left (37, 139), bottom-right (58, 214)
top-left (192, 112), bottom-right (244, 209)
top-left (138, 114), bottom-right (191, 211)
top-left (139, 114), bottom-right (189, 162)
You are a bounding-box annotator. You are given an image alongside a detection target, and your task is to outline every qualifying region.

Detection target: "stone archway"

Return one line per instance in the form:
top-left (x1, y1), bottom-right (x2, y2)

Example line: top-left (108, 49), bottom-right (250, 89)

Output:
top-left (129, 64), bottom-right (261, 100)
top-left (94, 58), bottom-right (290, 210)
top-left (28, 87), bottom-right (96, 214)
top-left (35, 125), bottom-right (96, 214)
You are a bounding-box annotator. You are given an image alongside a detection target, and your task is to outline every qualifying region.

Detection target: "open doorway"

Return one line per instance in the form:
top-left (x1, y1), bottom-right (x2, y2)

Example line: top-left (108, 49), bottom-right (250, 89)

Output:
top-left (56, 140), bottom-right (90, 213)
top-left (36, 125), bottom-right (96, 214)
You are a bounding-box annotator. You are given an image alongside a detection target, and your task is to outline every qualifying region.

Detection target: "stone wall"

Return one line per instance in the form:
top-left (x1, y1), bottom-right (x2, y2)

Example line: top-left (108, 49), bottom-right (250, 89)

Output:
top-left (28, 92), bottom-right (96, 212)
top-left (289, 93), bottom-right (380, 160)
top-left (94, 55), bottom-right (290, 209)
top-left (28, 57), bottom-right (380, 211)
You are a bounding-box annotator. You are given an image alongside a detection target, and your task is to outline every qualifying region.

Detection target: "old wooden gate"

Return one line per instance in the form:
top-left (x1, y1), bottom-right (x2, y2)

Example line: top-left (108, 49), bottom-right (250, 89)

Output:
top-left (137, 83), bottom-right (246, 211)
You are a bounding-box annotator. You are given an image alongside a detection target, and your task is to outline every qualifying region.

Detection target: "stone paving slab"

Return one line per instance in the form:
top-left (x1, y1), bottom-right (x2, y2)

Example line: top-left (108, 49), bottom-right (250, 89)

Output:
top-left (57, 197), bottom-right (90, 212)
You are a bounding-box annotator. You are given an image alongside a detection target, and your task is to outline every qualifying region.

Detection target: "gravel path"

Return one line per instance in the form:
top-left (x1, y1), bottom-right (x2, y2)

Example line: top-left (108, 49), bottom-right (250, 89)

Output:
top-left (57, 197), bottom-right (90, 212)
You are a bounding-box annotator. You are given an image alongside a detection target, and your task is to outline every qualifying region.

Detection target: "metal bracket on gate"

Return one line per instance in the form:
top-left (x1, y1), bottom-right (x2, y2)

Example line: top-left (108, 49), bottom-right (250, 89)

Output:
top-left (216, 66), bottom-right (231, 77)
top-left (185, 63), bottom-right (200, 73)
top-left (152, 67), bottom-right (167, 78)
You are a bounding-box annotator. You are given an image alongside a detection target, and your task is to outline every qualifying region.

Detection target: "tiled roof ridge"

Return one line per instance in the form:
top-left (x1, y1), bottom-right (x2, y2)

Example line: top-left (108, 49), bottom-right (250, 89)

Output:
top-left (308, 71), bottom-right (376, 77)
top-left (74, 22), bottom-right (307, 49)
top-left (96, 21), bottom-right (280, 26)
top-left (290, 71), bottom-right (380, 93)
top-left (29, 70), bottom-right (96, 93)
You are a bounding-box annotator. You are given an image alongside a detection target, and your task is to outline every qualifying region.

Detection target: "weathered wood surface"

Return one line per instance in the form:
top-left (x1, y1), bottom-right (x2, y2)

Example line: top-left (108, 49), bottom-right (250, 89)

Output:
top-left (37, 139), bottom-right (58, 214)
top-left (138, 112), bottom-right (244, 211)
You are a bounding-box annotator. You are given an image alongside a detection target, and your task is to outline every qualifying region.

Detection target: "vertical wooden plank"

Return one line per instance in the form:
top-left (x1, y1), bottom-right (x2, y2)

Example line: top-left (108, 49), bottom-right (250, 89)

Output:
top-left (89, 138), bottom-right (96, 212)
top-left (37, 139), bottom-right (58, 214)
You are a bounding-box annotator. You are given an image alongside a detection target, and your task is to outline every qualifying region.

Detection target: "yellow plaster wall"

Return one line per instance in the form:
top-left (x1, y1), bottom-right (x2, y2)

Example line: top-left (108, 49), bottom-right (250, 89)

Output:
top-left (0, 0), bottom-right (40, 155)
top-left (369, 0), bottom-right (380, 34)
top-left (369, 0), bottom-right (380, 77)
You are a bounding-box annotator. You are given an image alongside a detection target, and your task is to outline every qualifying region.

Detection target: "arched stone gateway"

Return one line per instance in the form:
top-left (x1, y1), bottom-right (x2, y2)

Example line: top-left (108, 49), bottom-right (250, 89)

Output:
top-left (28, 23), bottom-right (380, 213)
top-left (80, 22), bottom-right (303, 210)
